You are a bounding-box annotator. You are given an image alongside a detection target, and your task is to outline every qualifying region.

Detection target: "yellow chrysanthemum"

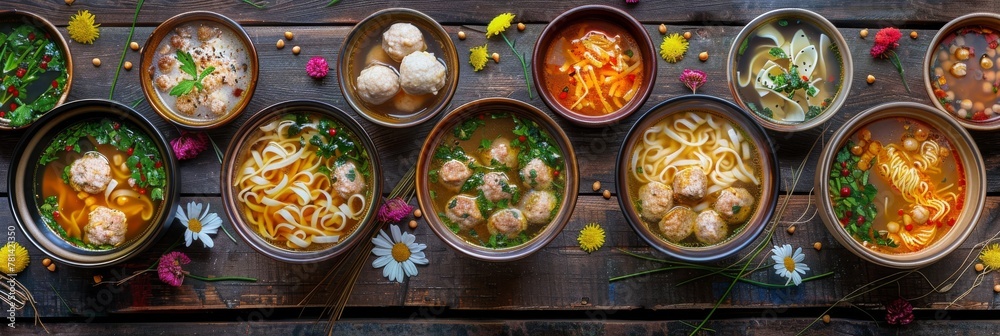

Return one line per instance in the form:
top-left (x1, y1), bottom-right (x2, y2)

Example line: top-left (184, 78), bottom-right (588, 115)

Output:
top-left (470, 44), bottom-right (489, 71)
top-left (980, 243), bottom-right (1000, 270)
top-left (0, 242), bottom-right (30, 274)
top-left (67, 10), bottom-right (100, 44)
top-left (659, 33), bottom-right (688, 63)
top-left (578, 223), bottom-right (606, 253)
top-left (486, 13), bottom-right (515, 38)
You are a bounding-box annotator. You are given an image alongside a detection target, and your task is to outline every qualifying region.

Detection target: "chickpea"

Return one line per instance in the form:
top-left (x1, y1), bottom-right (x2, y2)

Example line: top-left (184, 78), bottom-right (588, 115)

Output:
top-left (408, 220), bottom-right (418, 229)
top-left (683, 31), bottom-right (692, 39)
top-left (974, 102), bottom-right (985, 112)
top-left (956, 47), bottom-right (971, 61)
top-left (957, 108), bottom-right (968, 118)
top-left (976, 263), bottom-right (985, 272)
top-left (292, 46), bottom-right (301, 55)
top-left (492, 52), bottom-right (500, 63)
top-left (982, 54), bottom-right (995, 69)
top-left (276, 39), bottom-right (285, 49)
top-left (658, 24), bottom-right (667, 35)
top-left (914, 128), bottom-right (928, 141)
top-left (602, 189), bottom-right (611, 199)
top-left (859, 129), bottom-right (872, 141)
top-left (124, 61), bottom-right (133, 71)
top-left (414, 209), bottom-right (423, 218)
top-left (857, 158), bottom-right (870, 171)
top-left (850, 144), bottom-right (864, 156)
top-left (960, 99), bottom-right (973, 111)
top-left (951, 62), bottom-right (968, 77)
top-left (910, 31), bottom-right (918, 39)
top-left (866, 74), bottom-right (875, 84)
top-left (822, 315), bottom-right (831, 324)
top-left (902, 137), bottom-right (919, 152)
top-left (592, 181), bottom-right (601, 191)
top-left (813, 242), bottom-right (822, 251)
top-left (699, 51), bottom-right (708, 61)
top-left (458, 31), bottom-right (466, 40)
top-left (787, 226), bottom-right (796, 234)
top-left (994, 284), bottom-right (1000, 293)
top-left (130, 41), bottom-right (140, 51)
top-left (517, 22), bottom-right (525, 31)
top-left (867, 141), bottom-right (882, 155)
top-left (939, 147), bottom-right (951, 157)
top-left (284, 31), bottom-right (294, 40)
top-left (993, 104), bottom-right (1000, 113)
top-left (887, 221), bottom-right (900, 233)
top-left (860, 28), bottom-right (869, 38)
top-left (92, 58), bottom-right (101, 67)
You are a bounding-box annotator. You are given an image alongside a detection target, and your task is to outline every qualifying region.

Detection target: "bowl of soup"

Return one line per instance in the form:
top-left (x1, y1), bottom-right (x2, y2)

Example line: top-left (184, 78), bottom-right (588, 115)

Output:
top-left (816, 102), bottom-right (985, 268)
top-left (140, 11), bottom-right (257, 129)
top-left (727, 8), bottom-right (852, 132)
top-left (221, 100), bottom-right (382, 263)
top-left (0, 10), bottom-right (73, 130)
top-left (416, 97), bottom-right (578, 261)
top-left (338, 8), bottom-right (459, 128)
top-left (924, 13), bottom-right (1000, 130)
top-left (532, 5), bottom-right (656, 127)
top-left (616, 95), bottom-right (779, 262)
top-left (8, 99), bottom-right (178, 267)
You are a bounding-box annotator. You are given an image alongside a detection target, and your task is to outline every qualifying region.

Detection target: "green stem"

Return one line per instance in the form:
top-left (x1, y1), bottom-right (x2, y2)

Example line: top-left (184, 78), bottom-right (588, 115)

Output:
top-left (325, 0), bottom-right (341, 6)
top-left (718, 271), bottom-right (835, 289)
top-left (185, 274), bottom-right (257, 282)
top-left (677, 321), bottom-right (715, 332)
top-left (209, 135), bottom-right (224, 164)
top-left (47, 283), bottom-right (75, 314)
top-left (220, 221), bottom-right (238, 244)
top-left (609, 266), bottom-right (697, 282)
top-left (109, 0), bottom-right (145, 100)
top-left (240, 0), bottom-right (267, 8)
top-left (616, 248), bottom-right (715, 269)
top-left (501, 33), bottom-right (533, 99)
top-left (689, 230), bottom-right (773, 336)
top-left (674, 263), bottom-right (774, 287)
top-left (888, 51), bottom-right (910, 93)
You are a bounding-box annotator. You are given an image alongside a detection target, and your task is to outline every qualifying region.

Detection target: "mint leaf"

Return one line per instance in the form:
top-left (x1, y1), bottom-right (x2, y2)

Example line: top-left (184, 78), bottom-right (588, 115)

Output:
top-left (199, 66), bottom-right (215, 80)
top-left (175, 50), bottom-right (197, 77)
top-left (169, 80), bottom-right (197, 97)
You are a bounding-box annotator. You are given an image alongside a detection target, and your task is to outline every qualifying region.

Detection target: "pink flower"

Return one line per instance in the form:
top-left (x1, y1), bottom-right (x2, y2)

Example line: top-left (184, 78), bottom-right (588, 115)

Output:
top-left (871, 27), bottom-right (901, 58)
top-left (870, 43), bottom-right (889, 58)
top-left (886, 297), bottom-right (914, 325)
top-left (625, 0), bottom-right (639, 3)
top-left (306, 56), bottom-right (329, 79)
top-left (377, 197), bottom-right (414, 223)
top-left (170, 131), bottom-right (209, 161)
top-left (157, 251), bottom-right (190, 287)
top-left (679, 69), bottom-right (707, 94)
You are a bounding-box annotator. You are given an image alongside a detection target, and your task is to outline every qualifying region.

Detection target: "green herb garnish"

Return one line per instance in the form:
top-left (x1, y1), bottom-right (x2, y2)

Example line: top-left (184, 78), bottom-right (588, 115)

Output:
top-left (829, 140), bottom-right (897, 248)
top-left (1, 24), bottom-right (69, 127)
top-left (768, 47), bottom-right (787, 59)
top-left (168, 50), bottom-right (216, 97)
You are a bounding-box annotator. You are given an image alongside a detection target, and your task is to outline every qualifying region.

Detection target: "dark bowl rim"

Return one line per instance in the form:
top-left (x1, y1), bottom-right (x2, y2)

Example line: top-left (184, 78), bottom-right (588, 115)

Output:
top-left (220, 99), bottom-right (384, 264)
top-left (415, 97), bottom-right (580, 262)
top-left (138, 11), bottom-right (259, 130)
top-left (0, 9), bottom-right (74, 130)
top-left (7, 99), bottom-right (178, 268)
top-left (530, 4), bottom-right (657, 127)
top-left (614, 94), bottom-right (780, 262)
top-left (336, 7), bottom-right (459, 128)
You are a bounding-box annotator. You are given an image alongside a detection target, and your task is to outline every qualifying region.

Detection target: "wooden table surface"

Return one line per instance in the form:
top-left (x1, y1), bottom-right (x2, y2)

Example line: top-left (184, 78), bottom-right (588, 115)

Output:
top-left (5, 1), bottom-right (1000, 335)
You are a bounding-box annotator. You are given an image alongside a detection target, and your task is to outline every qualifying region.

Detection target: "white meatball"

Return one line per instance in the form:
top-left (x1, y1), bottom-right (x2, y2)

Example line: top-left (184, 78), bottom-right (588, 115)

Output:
top-left (714, 187), bottom-right (755, 224)
top-left (399, 51), bottom-right (447, 95)
top-left (487, 208), bottom-right (527, 236)
top-left (520, 158), bottom-right (554, 190)
top-left (694, 210), bottom-right (728, 245)
top-left (658, 207), bottom-right (696, 243)
top-left (479, 172), bottom-right (514, 202)
top-left (911, 205), bottom-right (929, 225)
top-left (356, 65), bottom-right (400, 105)
top-left (69, 152), bottom-right (113, 194)
top-left (445, 195), bottom-right (482, 230)
top-left (392, 92), bottom-right (427, 113)
top-left (638, 181), bottom-right (674, 222)
top-left (673, 166), bottom-right (708, 202)
top-left (332, 161), bottom-right (366, 197)
top-left (482, 137), bottom-right (518, 168)
top-left (381, 23), bottom-right (426, 62)
top-left (84, 206), bottom-right (127, 246)
top-left (439, 159), bottom-right (472, 189)
top-left (521, 190), bottom-right (557, 224)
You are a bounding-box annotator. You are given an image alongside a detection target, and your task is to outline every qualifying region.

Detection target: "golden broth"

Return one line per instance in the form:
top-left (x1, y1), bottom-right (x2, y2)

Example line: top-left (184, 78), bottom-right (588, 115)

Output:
top-left (928, 26), bottom-right (1000, 122)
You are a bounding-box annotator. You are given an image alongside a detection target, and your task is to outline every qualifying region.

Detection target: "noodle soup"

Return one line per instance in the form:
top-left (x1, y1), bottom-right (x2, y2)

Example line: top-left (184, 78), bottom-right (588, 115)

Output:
top-left (231, 112), bottom-right (374, 251)
top-left (35, 119), bottom-right (168, 250)
top-left (625, 111), bottom-right (763, 247)
top-left (827, 118), bottom-right (965, 254)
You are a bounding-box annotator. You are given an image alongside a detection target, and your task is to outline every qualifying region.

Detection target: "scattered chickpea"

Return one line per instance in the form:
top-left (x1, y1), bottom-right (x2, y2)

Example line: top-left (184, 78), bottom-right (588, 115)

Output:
top-left (822, 314), bottom-right (831, 324)
top-left (910, 31), bottom-right (918, 39)
top-left (292, 46), bottom-right (301, 55)
top-left (408, 220), bottom-right (418, 230)
top-left (414, 209), bottom-right (423, 218)
top-left (93, 275), bottom-right (103, 284)
top-left (124, 61), bottom-right (133, 71)
top-left (994, 284), bottom-right (1000, 293)
top-left (284, 31), bottom-right (294, 40)
top-left (458, 31), bottom-right (466, 40)
top-left (683, 31), bottom-right (692, 40)
top-left (492, 52), bottom-right (500, 63)
top-left (860, 28), bottom-right (869, 38)
top-left (42, 258), bottom-right (52, 267)
top-left (92, 58), bottom-right (101, 67)
top-left (813, 242), bottom-right (822, 251)
top-left (517, 22), bottom-right (525, 31)
top-left (787, 226), bottom-right (796, 234)
top-left (276, 39), bottom-right (285, 49)
top-left (592, 181), bottom-right (601, 192)
top-left (65, 0), bottom-right (74, 5)
top-left (658, 24), bottom-right (667, 35)
top-left (866, 74), bottom-right (875, 84)
top-left (699, 51), bottom-right (708, 62)
top-left (977, 263), bottom-right (985, 272)
top-left (47, 263), bottom-right (56, 272)
top-left (602, 189), bottom-right (611, 199)
top-left (130, 41), bottom-right (140, 51)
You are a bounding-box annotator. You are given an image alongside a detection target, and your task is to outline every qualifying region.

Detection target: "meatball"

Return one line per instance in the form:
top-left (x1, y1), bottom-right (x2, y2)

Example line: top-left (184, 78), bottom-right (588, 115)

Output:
top-left (658, 207), bottom-right (696, 243)
top-left (175, 94), bottom-right (198, 115)
top-left (487, 208), bottom-right (528, 236)
top-left (522, 190), bottom-right (557, 224)
top-left (332, 161), bottom-right (366, 197)
top-left (714, 187), bottom-right (755, 224)
top-left (445, 195), bottom-right (483, 230)
top-left (911, 205), bottom-right (930, 225)
top-left (169, 34), bottom-right (189, 50)
top-left (84, 206), bottom-right (127, 246)
top-left (155, 74), bottom-right (178, 91)
top-left (381, 23), bottom-right (426, 62)
top-left (520, 158), bottom-right (554, 190)
top-left (673, 166), bottom-right (708, 202)
top-left (439, 159), bottom-right (472, 189)
top-left (479, 172), bottom-right (514, 202)
top-left (399, 51), bottom-right (447, 95)
top-left (206, 90), bottom-right (230, 116)
top-left (392, 92), bottom-right (427, 113)
top-left (482, 137), bottom-right (518, 168)
top-left (694, 210), bottom-right (727, 245)
top-left (157, 56), bottom-right (177, 72)
top-left (638, 181), bottom-right (674, 222)
top-left (197, 25), bottom-right (219, 41)
top-left (356, 65), bottom-right (400, 105)
top-left (69, 152), bottom-right (113, 194)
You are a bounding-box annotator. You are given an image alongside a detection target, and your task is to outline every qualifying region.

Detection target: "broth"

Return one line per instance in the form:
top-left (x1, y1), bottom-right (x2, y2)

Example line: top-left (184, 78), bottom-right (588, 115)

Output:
top-left (928, 26), bottom-right (1000, 122)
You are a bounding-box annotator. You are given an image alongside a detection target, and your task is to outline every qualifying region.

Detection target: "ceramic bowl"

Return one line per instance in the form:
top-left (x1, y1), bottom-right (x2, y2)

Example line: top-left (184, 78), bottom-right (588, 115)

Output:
top-left (0, 10), bottom-right (73, 130)
top-left (923, 13), bottom-right (1000, 130)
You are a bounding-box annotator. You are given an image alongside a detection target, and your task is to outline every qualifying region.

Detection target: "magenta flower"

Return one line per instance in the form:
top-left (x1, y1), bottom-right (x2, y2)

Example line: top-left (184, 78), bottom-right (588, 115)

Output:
top-left (306, 56), bottom-right (329, 79)
top-left (625, 0), bottom-right (639, 3)
top-left (157, 251), bottom-right (190, 287)
top-left (377, 197), bottom-right (414, 223)
top-left (886, 297), bottom-right (914, 325)
top-left (170, 131), bottom-right (209, 161)
top-left (679, 69), bottom-right (707, 94)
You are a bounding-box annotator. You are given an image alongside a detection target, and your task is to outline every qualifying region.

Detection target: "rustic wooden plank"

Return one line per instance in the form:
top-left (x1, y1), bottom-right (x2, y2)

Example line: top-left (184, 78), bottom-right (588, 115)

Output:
top-left (2, 0), bottom-right (991, 27)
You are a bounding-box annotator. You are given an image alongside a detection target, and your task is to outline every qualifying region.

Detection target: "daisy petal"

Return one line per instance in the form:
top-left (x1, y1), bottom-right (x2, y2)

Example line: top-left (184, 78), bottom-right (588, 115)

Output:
top-left (391, 225), bottom-right (402, 244)
top-left (373, 255), bottom-right (392, 268)
top-left (184, 230), bottom-right (194, 247)
top-left (200, 233), bottom-right (214, 248)
top-left (402, 260), bottom-right (418, 277)
top-left (372, 247), bottom-right (392, 256)
top-left (175, 205), bottom-right (188, 223)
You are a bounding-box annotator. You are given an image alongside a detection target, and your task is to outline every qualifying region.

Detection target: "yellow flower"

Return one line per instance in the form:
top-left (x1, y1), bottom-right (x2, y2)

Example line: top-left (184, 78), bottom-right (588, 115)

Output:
top-left (980, 243), bottom-right (1000, 270)
top-left (68, 10), bottom-right (100, 44)
top-left (578, 223), bottom-right (606, 253)
top-left (659, 33), bottom-right (688, 63)
top-left (0, 242), bottom-right (30, 274)
top-left (486, 13), bottom-right (515, 38)
top-left (469, 45), bottom-right (489, 71)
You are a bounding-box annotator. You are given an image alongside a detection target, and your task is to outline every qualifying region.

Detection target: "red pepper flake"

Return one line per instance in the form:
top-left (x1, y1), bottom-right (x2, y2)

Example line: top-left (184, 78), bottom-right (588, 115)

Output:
top-left (53, 211), bottom-right (60, 219)
top-left (627, 74), bottom-right (636, 82)
top-left (553, 170), bottom-right (560, 177)
top-left (51, 80), bottom-right (59, 89)
top-left (233, 88), bottom-right (243, 97)
top-left (112, 122), bottom-right (120, 130)
top-left (558, 91), bottom-right (568, 99)
top-left (897, 209), bottom-right (904, 216)
top-left (518, 135), bottom-right (526, 142)
top-left (136, 162), bottom-right (142, 169)
top-left (839, 217), bottom-right (848, 226)
top-left (15, 68), bottom-right (25, 78)
top-left (64, 145), bottom-right (73, 151)
top-left (905, 224), bottom-right (913, 231)
top-left (127, 147), bottom-right (134, 155)
top-left (9, 103), bottom-right (16, 111)
top-left (948, 218), bottom-right (956, 226)
top-left (0, 111), bottom-right (5, 118)
top-left (934, 89), bottom-right (947, 99)
top-left (141, 175), bottom-right (147, 182)
top-left (39, 62), bottom-right (47, 70)
top-left (478, 114), bottom-right (485, 120)
top-left (42, 55), bottom-right (51, 62)
top-left (28, 33), bottom-right (35, 41)
top-left (154, 161), bottom-right (162, 168)
top-left (972, 110), bottom-right (989, 121)
top-left (801, 75), bottom-right (809, 81)
top-left (327, 128), bottom-right (336, 136)
top-left (138, 188), bottom-right (147, 195)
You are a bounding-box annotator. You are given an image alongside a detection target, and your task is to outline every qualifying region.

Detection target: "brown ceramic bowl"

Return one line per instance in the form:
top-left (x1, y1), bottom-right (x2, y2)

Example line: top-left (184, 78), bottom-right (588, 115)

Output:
top-left (221, 100), bottom-right (383, 263)
top-left (0, 10), bottom-right (73, 130)
top-left (532, 5), bottom-right (656, 127)
top-left (923, 13), bottom-right (1000, 130)
top-left (416, 97), bottom-right (578, 261)
top-left (816, 102), bottom-right (985, 268)
top-left (338, 8), bottom-right (459, 128)
top-left (139, 11), bottom-right (258, 129)
top-left (615, 95), bottom-right (779, 262)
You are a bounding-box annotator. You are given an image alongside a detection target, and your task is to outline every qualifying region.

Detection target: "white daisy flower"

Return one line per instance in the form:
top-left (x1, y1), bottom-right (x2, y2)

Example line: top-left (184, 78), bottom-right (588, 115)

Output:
top-left (771, 244), bottom-right (810, 286)
top-left (175, 202), bottom-right (223, 248)
top-left (371, 225), bottom-right (428, 283)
